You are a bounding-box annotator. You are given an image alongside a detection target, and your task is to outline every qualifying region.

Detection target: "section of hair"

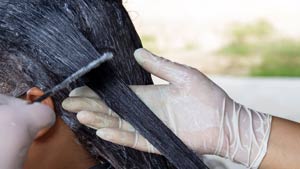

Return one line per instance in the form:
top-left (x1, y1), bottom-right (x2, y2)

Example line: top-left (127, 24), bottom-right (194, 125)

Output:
top-left (0, 51), bottom-right (33, 96)
top-left (0, 0), bottom-right (208, 168)
top-left (0, 0), bottom-right (174, 168)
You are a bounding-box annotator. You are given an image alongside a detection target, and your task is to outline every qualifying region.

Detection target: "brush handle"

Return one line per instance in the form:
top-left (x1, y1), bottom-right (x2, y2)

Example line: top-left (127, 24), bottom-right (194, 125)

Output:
top-left (33, 92), bottom-right (52, 103)
top-left (33, 53), bottom-right (113, 103)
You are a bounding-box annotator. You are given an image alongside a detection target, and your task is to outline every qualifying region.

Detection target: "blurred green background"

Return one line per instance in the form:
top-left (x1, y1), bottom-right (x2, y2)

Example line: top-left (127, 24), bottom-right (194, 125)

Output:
top-left (218, 20), bottom-right (300, 77)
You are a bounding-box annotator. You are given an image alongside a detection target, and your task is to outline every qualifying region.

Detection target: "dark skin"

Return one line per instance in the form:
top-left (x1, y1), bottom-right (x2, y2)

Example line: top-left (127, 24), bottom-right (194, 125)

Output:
top-left (260, 117), bottom-right (300, 169)
top-left (22, 87), bottom-right (96, 169)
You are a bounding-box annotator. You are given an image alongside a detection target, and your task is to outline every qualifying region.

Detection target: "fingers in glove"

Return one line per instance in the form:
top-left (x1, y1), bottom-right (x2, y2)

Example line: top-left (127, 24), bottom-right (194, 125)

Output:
top-left (0, 94), bottom-right (27, 105)
top-left (26, 103), bottom-right (56, 132)
top-left (77, 111), bottom-right (134, 131)
top-left (69, 86), bottom-right (100, 99)
top-left (134, 48), bottom-right (192, 85)
top-left (96, 128), bottom-right (160, 154)
top-left (62, 97), bottom-right (118, 117)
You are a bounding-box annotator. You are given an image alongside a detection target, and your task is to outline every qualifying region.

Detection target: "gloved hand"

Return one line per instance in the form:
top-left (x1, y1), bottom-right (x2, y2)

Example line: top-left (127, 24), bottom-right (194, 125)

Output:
top-left (0, 95), bottom-right (55, 169)
top-left (62, 48), bottom-right (272, 168)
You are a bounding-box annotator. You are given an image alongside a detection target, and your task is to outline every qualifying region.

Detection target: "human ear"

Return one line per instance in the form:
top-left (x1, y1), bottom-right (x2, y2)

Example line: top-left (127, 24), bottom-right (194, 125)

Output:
top-left (25, 87), bottom-right (55, 139)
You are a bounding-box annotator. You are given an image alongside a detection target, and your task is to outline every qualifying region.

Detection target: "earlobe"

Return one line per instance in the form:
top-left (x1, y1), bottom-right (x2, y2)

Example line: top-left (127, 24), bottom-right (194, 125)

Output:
top-left (26, 87), bottom-right (55, 139)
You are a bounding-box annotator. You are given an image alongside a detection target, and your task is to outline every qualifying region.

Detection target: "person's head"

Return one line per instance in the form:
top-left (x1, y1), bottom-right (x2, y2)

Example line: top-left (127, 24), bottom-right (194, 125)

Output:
top-left (0, 0), bottom-right (171, 168)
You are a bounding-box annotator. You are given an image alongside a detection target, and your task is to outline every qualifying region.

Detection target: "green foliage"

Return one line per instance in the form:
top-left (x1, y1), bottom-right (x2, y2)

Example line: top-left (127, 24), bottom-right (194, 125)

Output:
top-left (219, 20), bottom-right (273, 56)
top-left (219, 20), bottom-right (300, 77)
top-left (219, 42), bottom-right (256, 56)
top-left (263, 40), bottom-right (300, 58)
top-left (251, 40), bottom-right (300, 77)
top-left (230, 20), bottom-right (273, 43)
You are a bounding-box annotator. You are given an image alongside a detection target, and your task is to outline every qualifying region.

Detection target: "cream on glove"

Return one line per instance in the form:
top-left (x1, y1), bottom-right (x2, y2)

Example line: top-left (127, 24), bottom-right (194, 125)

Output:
top-left (0, 95), bottom-right (55, 169)
top-left (62, 48), bottom-right (272, 168)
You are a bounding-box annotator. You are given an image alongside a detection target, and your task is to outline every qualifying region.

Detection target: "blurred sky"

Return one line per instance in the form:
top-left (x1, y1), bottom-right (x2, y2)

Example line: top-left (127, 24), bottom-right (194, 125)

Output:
top-left (124, 0), bottom-right (300, 52)
top-left (125, 0), bottom-right (300, 36)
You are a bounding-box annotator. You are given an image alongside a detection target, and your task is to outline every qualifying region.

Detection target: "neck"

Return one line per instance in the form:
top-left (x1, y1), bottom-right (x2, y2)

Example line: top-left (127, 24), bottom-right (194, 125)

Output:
top-left (24, 118), bottom-right (96, 169)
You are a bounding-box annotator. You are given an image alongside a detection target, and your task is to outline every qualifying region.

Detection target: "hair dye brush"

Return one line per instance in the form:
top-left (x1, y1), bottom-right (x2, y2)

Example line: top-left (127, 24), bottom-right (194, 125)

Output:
top-left (33, 52), bottom-right (113, 103)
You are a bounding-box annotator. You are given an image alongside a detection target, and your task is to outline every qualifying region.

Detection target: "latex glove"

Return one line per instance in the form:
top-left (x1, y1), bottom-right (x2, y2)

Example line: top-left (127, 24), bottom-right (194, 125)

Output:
top-left (0, 95), bottom-right (55, 169)
top-left (62, 48), bottom-right (272, 168)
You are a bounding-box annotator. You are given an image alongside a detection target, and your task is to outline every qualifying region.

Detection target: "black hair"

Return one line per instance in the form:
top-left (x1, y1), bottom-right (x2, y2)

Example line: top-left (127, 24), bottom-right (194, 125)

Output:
top-left (0, 0), bottom-right (208, 168)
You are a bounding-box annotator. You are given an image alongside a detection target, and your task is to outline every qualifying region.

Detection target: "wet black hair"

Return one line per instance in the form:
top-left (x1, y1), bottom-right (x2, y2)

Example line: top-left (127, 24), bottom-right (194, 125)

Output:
top-left (0, 0), bottom-right (208, 168)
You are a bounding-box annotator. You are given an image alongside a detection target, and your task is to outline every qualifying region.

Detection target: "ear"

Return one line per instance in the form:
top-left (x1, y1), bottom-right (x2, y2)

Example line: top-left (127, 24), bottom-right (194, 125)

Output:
top-left (26, 87), bottom-right (54, 109)
top-left (26, 87), bottom-right (55, 139)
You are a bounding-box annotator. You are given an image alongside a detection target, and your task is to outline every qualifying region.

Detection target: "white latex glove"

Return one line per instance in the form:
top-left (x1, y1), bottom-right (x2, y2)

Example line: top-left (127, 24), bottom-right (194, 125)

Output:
top-left (62, 48), bottom-right (272, 168)
top-left (0, 94), bottom-right (55, 169)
